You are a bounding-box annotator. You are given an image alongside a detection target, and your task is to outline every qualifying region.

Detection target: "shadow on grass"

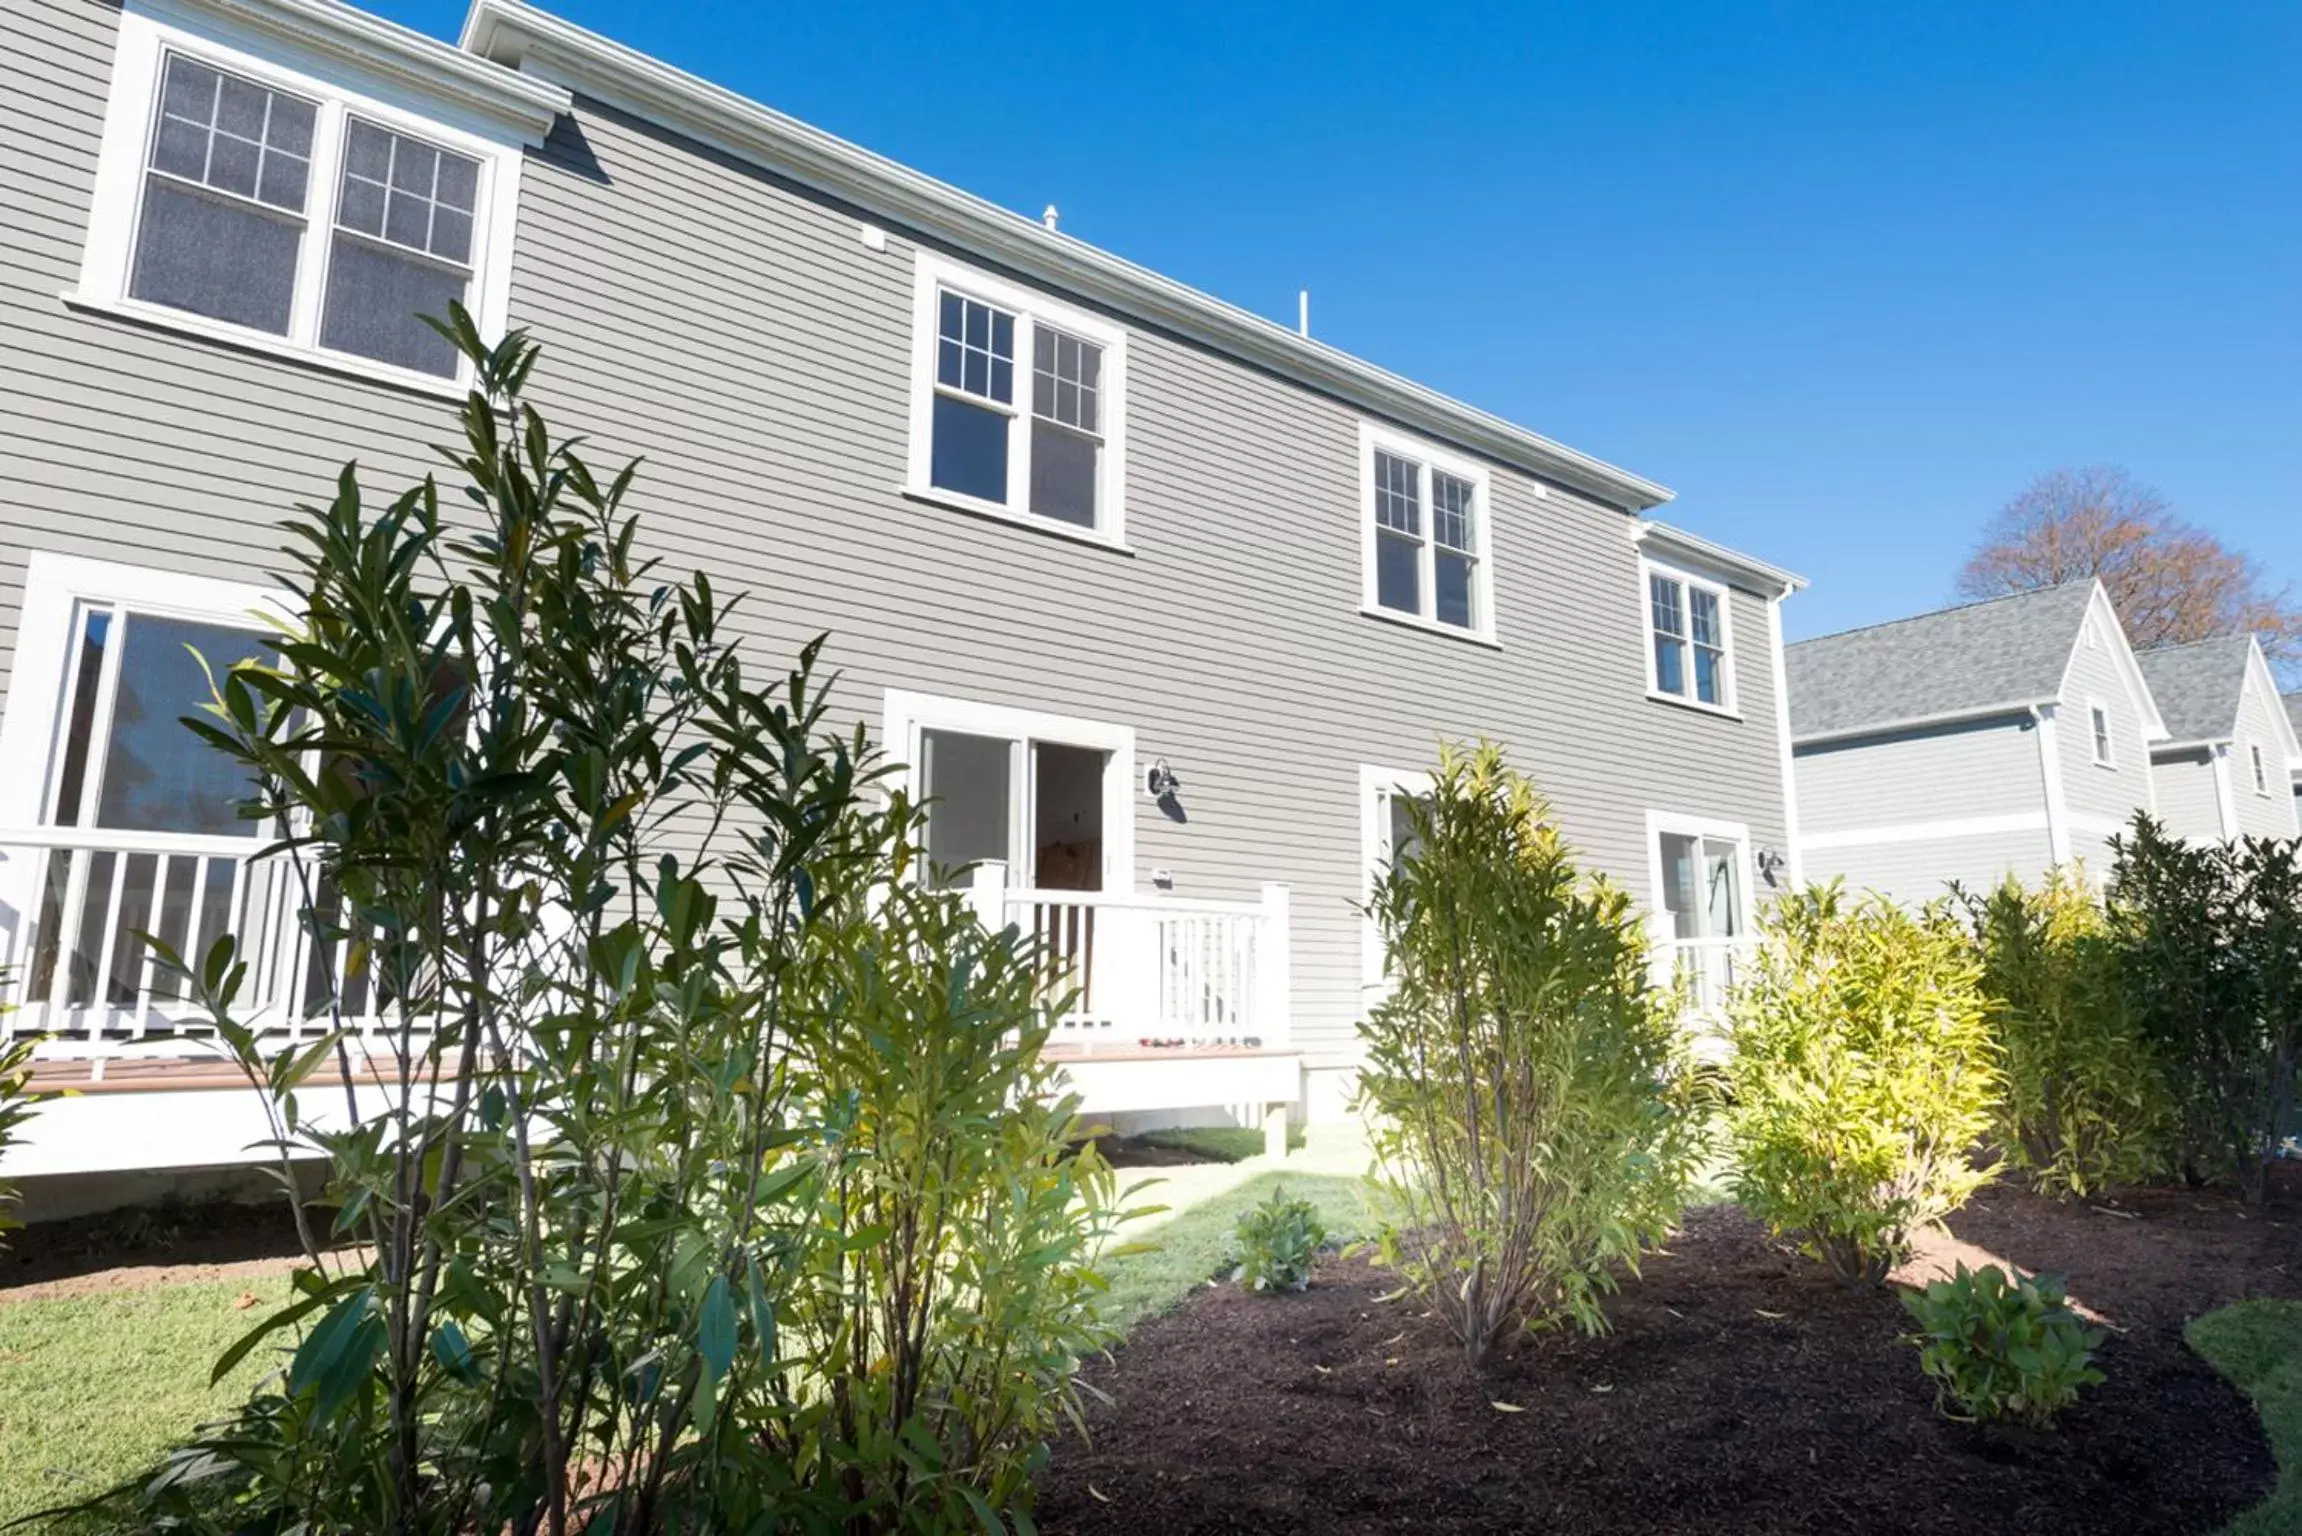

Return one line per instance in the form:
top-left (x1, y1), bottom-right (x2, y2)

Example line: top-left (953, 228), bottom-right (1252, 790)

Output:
top-left (2188, 1300), bottom-right (2302, 1536)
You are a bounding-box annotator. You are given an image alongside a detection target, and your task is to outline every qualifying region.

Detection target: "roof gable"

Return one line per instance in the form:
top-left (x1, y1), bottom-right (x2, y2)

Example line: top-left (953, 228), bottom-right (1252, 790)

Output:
top-left (1785, 581), bottom-right (2100, 741)
top-left (2137, 635), bottom-right (2256, 746)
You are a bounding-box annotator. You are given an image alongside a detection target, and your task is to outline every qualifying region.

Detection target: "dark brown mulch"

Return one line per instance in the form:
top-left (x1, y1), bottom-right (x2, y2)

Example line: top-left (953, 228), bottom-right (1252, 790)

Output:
top-left (0, 1198), bottom-right (309, 1296)
top-left (1038, 1166), bottom-right (2302, 1535)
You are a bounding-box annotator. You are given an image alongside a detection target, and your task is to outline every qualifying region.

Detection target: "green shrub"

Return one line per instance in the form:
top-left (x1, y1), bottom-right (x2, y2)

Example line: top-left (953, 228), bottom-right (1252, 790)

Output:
top-left (1902, 1263), bottom-right (2106, 1427)
top-left (1725, 885), bottom-right (2000, 1286)
top-left (1959, 872), bottom-right (2172, 1197)
top-left (0, 1001), bottom-right (33, 1251)
top-left (2111, 817), bottom-right (2302, 1203)
top-left (1232, 1188), bottom-right (1326, 1293)
top-left (1355, 742), bottom-right (1705, 1371)
top-left (87, 314), bottom-right (1127, 1536)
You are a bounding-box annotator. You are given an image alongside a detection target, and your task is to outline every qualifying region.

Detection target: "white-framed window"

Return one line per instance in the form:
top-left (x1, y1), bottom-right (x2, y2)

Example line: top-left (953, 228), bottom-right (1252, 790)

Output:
top-left (2089, 702), bottom-right (2114, 766)
top-left (880, 691), bottom-right (1136, 894)
top-left (2252, 741), bottom-right (2269, 795)
top-left (1359, 763), bottom-right (1435, 986)
top-left (1642, 559), bottom-right (1735, 713)
top-left (0, 554), bottom-right (293, 1020)
top-left (72, 6), bottom-right (532, 393)
top-left (904, 252), bottom-right (1131, 548)
top-left (1647, 813), bottom-right (1752, 949)
top-left (1358, 423), bottom-right (1494, 641)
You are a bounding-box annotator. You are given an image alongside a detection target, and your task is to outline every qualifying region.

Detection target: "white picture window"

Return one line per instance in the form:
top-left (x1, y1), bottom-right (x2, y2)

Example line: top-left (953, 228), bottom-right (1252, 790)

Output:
top-left (2090, 703), bottom-right (2114, 766)
top-left (907, 253), bottom-right (1129, 545)
top-left (1359, 424), bottom-right (1493, 640)
top-left (75, 10), bottom-right (539, 391)
top-left (1644, 561), bottom-right (1734, 711)
top-left (1360, 764), bottom-right (1435, 985)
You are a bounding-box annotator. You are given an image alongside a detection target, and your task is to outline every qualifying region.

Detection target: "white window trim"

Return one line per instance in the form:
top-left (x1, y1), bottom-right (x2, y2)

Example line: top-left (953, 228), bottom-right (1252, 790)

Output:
top-left (1643, 809), bottom-right (1757, 948)
top-left (902, 251), bottom-right (1131, 551)
top-left (1357, 421), bottom-right (1498, 646)
top-left (0, 553), bottom-right (291, 835)
top-left (69, 0), bottom-right (532, 399)
top-left (2087, 697), bottom-right (2115, 768)
top-left (1639, 557), bottom-right (1739, 718)
top-left (1359, 763), bottom-right (1435, 988)
top-left (2252, 740), bottom-right (2270, 796)
top-left (879, 689), bottom-right (1136, 893)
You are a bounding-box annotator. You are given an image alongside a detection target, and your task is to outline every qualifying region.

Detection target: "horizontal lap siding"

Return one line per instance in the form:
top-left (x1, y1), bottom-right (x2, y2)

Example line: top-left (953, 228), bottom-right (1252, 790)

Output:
top-left (2231, 675), bottom-right (2298, 840)
top-left (1804, 827), bottom-right (2054, 906)
top-left (0, 0), bottom-right (450, 722)
top-left (2058, 642), bottom-right (2153, 835)
top-left (0, 5), bottom-right (1797, 1081)
top-left (511, 101), bottom-right (1793, 1070)
top-left (2150, 749), bottom-right (2224, 844)
top-left (1793, 716), bottom-right (2045, 833)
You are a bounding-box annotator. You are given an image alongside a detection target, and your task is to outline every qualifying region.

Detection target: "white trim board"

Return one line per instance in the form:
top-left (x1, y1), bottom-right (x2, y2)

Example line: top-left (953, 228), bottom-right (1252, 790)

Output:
top-left (1358, 763), bottom-right (1433, 988)
top-left (1643, 809), bottom-right (1757, 940)
top-left (1798, 812), bottom-right (2050, 852)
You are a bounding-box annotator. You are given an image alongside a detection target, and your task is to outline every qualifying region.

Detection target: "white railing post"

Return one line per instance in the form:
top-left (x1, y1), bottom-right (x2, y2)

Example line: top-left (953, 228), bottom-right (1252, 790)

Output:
top-left (1255, 883), bottom-right (1290, 1048)
top-left (965, 861), bottom-right (1008, 932)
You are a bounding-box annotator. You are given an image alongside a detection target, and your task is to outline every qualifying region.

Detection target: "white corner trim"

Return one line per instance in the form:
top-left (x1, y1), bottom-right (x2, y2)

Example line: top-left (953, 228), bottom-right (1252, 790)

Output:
top-left (1356, 419), bottom-right (1498, 645)
top-left (0, 553), bottom-right (290, 831)
top-left (1797, 812), bottom-right (2052, 852)
top-left (902, 249), bottom-right (1131, 549)
top-left (1767, 596), bottom-right (1803, 888)
top-left (2209, 742), bottom-right (2240, 842)
top-left (78, 4), bottom-right (534, 395)
top-left (1634, 519), bottom-right (1805, 598)
top-left (2033, 703), bottom-right (2074, 865)
top-left (878, 688), bottom-right (1137, 894)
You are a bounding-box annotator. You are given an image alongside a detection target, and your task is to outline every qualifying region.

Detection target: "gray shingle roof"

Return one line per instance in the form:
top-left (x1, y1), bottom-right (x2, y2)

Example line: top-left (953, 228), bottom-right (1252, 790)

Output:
top-left (1785, 581), bottom-right (2099, 739)
top-left (2283, 691), bottom-right (2302, 740)
top-left (2135, 635), bottom-right (2254, 744)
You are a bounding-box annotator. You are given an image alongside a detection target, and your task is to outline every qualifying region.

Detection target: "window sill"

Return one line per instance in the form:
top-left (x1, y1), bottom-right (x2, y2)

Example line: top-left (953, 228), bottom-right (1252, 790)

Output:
top-left (1645, 689), bottom-right (1743, 722)
top-left (61, 290), bottom-right (470, 402)
top-left (2093, 758), bottom-right (2119, 770)
top-left (899, 484), bottom-right (1134, 555)
top-left (1357, 604), bottom-right (1500, 649)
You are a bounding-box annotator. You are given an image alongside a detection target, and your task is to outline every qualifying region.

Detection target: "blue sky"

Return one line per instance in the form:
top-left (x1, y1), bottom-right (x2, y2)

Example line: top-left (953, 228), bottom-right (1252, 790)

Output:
top-left (387, 0), bottom-right (2296, 638)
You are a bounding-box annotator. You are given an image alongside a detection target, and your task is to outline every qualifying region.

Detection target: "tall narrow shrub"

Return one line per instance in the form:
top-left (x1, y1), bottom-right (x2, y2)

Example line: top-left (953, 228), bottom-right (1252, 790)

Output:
top-left (95, 313), bottom-right (1124, 1536)
top-left (1959, 872), bottom-right (2171, 1197)
top-left (1725, 885), bottom-right (1999, 1285)
top-left (1355, 742), bottom-right (1704, 1372)
top-left (2111, 816), bottom-right (2302, 1202)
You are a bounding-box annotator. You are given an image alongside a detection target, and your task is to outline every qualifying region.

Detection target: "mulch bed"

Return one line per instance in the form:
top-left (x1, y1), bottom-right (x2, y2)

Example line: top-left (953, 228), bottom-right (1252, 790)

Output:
top-left (1038, 1163), bottom-right (2300, 1535)
top-left (0, 1199), bottom-right (309, 1298)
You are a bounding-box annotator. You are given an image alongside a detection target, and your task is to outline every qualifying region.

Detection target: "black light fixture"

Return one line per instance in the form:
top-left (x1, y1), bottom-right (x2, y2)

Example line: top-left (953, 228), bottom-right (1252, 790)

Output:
top-left (1145, 758), bottom-right (1181, 799)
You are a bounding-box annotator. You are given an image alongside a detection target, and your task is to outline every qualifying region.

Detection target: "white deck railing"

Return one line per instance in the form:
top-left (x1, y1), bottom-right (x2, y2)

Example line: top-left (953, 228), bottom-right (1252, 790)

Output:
top-left (966, 865), bottom-right (1289, 1052)
top-left (1660, 935), bottom-right (1752, 1020)
top-left (0, 826), bottom-right (389, 1054)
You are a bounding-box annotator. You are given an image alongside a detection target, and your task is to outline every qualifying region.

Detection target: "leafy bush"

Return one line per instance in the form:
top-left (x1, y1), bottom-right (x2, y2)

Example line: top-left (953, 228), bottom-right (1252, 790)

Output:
top-left (1901, 1262), bottom-right (2106, 1427)
top-left (91, 314), bottom-right (1125, 1535)
top-left (1725, 885), bottom-right (2000, 1286)
top-left (1355, 742), bottom-right (1704, 1371)
top-left (1232, 1189), bottom-right (1326, 1293)
top-left (0, 998), bottom-right (34, 1250)
top-left (1959, 872), bottom-right (2172, 1197)
top-left (2111, 817), bottom-right (2302, 1203)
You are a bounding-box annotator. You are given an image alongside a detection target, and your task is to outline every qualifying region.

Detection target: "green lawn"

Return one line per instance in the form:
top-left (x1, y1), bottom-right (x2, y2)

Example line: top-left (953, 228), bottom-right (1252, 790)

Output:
top-left (2190, 1300), bottom-right (2302, 1536)
top-left (0, 1274), bottom-right (292, 1529)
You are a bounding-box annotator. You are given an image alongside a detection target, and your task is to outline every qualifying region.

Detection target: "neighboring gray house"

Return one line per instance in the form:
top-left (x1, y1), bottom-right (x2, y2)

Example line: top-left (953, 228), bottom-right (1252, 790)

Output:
top-left (2135, 636), bottom-right (2301, 845)
top-left (0, 0), bottom-right (1801, 1192)
top-left (1787, 581), bottom-right (2165, 904)
top-left (2286, 693), bottom-right (2302, 814)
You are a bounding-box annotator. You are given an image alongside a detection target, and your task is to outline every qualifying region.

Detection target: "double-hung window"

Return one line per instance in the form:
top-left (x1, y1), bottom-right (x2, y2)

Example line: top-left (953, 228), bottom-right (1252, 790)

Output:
top-left (1645, 562), bottom-right (1733, 711)
top-left (2089, 703), bottom-right (2114, 766)
top-left (2252, 741), bottom-right (2269, 795)
top-left (1360, 424), bottom-right (1493, 640)
top-left (75, 12), bottom-right (545, 390)
top-left (908, 253), bottom-right (1129, 544)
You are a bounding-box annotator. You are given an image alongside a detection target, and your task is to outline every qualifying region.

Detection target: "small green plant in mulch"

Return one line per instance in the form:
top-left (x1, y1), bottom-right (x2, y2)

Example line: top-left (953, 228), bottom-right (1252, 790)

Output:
top-left (1232, 1189), bottom-right (1326, 1294)
top-left (1901, 1263), bottom-right (2105, 1428)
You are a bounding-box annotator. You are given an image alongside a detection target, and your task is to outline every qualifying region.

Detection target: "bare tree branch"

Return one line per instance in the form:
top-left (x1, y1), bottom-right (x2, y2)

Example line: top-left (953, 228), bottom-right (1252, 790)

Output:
top-left (1956, 466), bottom-right (2302, 679)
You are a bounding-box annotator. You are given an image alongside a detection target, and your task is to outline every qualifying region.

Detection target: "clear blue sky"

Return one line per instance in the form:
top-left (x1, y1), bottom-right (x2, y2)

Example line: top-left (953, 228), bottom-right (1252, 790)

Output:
top-left (384, 0), bottom-right (2297, 638)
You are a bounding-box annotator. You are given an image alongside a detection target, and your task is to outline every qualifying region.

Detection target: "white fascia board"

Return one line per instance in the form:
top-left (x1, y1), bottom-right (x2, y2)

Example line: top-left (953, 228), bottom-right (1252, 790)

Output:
top-left (168, 0), bottom-right (568, 138)
top-left (2056, 581), bottom-right (2170, 743)
top-left (456, 0), bottom-right (1673, 513)
top-left (1634, 520), bottom-right (1806, 599)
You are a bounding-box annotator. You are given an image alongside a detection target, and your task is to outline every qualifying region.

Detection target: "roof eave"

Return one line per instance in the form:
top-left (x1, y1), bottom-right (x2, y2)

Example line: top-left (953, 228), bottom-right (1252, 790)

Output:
top-left (1636, 520), bottom-right (1805, 598)
top-left (457, 0), bottom-right (1673, 512)
top-left (191, 0), bottom-right (569, 137)
top-left (1792, 700), bottom-right (2052, 748)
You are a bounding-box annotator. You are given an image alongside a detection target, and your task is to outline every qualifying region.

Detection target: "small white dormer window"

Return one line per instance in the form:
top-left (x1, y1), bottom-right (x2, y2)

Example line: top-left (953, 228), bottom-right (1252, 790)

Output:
top-left (71, 8), bottom-right (538, 393)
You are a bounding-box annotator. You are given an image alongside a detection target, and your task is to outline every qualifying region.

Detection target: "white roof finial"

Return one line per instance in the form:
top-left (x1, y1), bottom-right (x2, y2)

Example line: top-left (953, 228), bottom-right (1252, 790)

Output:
top-left (1042, 204), bottom-right (1060, 232)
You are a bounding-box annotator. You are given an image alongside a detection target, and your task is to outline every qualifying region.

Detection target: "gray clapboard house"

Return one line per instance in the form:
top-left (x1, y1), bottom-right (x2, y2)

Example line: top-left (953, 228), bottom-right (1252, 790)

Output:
top-left (2133, 636), bottom-right (2301, 846)
top-left (0, 0), bottom-right (1802, 1193)
top-left (1787, 581), bottom-right (2165, 903)
top-left (2286, 693), bottom-right (2302, 814)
